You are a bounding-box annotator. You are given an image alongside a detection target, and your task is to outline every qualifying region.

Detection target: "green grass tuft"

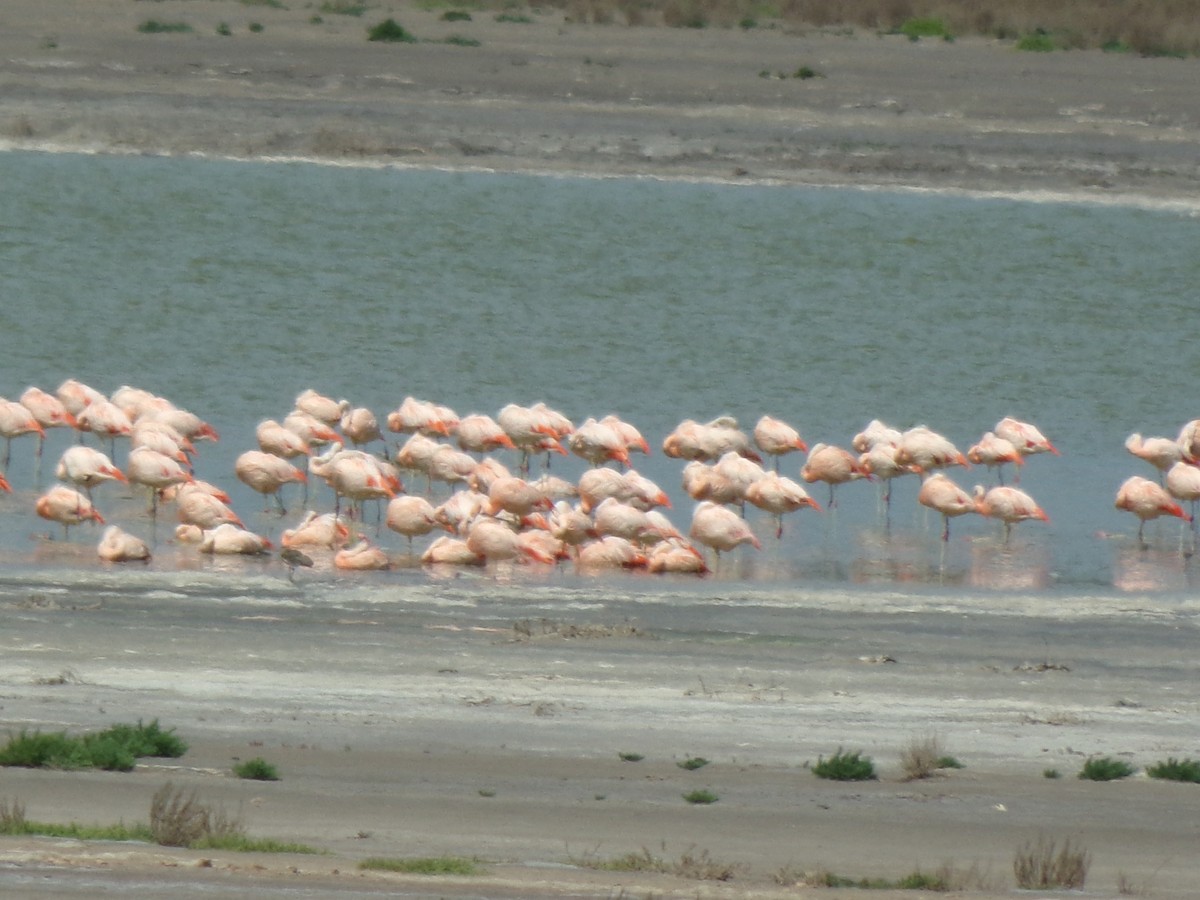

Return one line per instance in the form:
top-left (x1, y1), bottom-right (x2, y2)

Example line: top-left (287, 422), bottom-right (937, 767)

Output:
top-left (1017, 30), bottom-right (1057, 51)
top-left (812, 748), bottom-right (877, 781)
top-left (0, 720), bottom-right (186, 772)
top-left (677, 756), bottom-right (709, 770)
top-left (233, 757), bottom-right (280, 781)
top-left (443, 35), bottom-right (481, 46)
top-left (899, 17), bottom-right (951, 40)
top-left (136, 20), bottom-right (194, 33)
top-left (359, 856), bottom-right (480, 874)
top-left (368, 18), bottom-right (417, 41)
top-left (441, 9), bottom-right (472, 20)
top-left (618, 751), bottom-right (644, 762)
top-left (1078, 756), bottom-right (1135, 781)
top-left (1146, 757), bottom-right (1200, 783)
top-left (682, 789), bottom-right (719, 804)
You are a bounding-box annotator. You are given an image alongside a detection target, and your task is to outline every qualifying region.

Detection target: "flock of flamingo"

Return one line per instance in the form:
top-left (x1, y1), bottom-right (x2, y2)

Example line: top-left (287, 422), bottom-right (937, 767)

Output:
top-left (0, 379), bottom-right (1197, 578)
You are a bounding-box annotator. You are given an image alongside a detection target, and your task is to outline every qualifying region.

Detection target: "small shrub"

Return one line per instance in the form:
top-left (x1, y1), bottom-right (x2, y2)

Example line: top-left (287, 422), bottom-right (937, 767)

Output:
top-left (97, 720), bottom-right (188, 759)
top-left (360, 856), bottom-right (480, 874)
top-left (899, 17), bottom-right (950, 40)
top-left (443, 35), bottom-right (481, 46)
top-left (1017, 31), bottom-right (1057, 52)
top-left (739, 16), bottom-right (757, 29)
top-left (683, 789), bottom-right (718, 804)
top-left (248, 22), bottom-right (264, 32)
top-left (618, 751), bottom-right (644, 762)
top-left (494, 12), bottom-right (532, 23)
top-left (812, 748), bottom-right (877, 781)
top-left (1013, 834), bottom-right (1090, 889)
top-left (900, 734), bottom-right (943, 781)
top-left (793, 66), bottom-right (819, 79)
top-left (137, 20), bottom-right (194, 34)
top-left (233, 757), bottom-right (279, 781)
top-left (150, 783), bottom-right (242, 848)
top-left (367, 18), bottom-right (416, 41)
top-left (677, 756), bottom-right (709, 770)
top-left (440, 10), bottom-right (472, 21)
top-left (1146, 757), bottom-right (1200, 783)
top-left (217, 22), bottom-right (232, 35)
top-left (1044, 767), bottom-right (1062, 779)
top-left (1079, 756), bottom-right (1135, 781)
top-left (0, 798), bottom-right (27, 831)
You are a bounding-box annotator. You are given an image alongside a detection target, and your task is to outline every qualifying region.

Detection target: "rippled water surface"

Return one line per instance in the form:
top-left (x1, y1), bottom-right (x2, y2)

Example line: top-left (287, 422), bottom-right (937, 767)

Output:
top-left (4, 150), bottom-right (1200, 610)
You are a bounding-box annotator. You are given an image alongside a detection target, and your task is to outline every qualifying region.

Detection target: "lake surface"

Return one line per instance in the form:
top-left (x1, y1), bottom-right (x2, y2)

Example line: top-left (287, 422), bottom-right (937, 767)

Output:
top-left (3, 149), bottom-right (1200, 614)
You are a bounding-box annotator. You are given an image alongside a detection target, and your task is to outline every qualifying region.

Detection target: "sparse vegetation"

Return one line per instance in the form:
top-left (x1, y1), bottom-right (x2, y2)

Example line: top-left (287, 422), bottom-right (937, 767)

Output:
top-left (1013, 834), bottom-right (1090, 889)
top-left (441, 9), bottom-right (473, 20)
top-left (0, 720), bottom-right (186, 772)
top-left (1079, 755), bottom-right (1135, 781)
top-left (682, 789), bottom-right (719, 804)
top-left (360, 856), bottom-right (481, 874)
top-left (776, 863), bottom-right (996, 890)
top-left (0, 788), bottom-right (316, 853)
top-left (899, 17), bottom-right (951, 41)
top-left (248, 21), bottom-right (265, 32)
top-left (618, 751), bottom-right (644, 762)
top-left (233, 756), bottom-right (280, 781)
top-left (367, 17), bottom-right (416, 41)
top-left (217, 22), bottom-right (232, 35)
top-left (136, 20), bottom-right (193, 33)
top-left (812, 748), bottom-right (877, 781)
top-left (571, 844), bottom-right (742, 881)
top-left (900, 733), bottom-right (947, 780)
top-left (321, 0), bottom-right (369, 14)
top-left (443, 34), bottom-right (482, 46)
top-left (1146, 756), bottom-right (1200, 783)
top-left (1017, 30), bottom-right (1058, 52)
top-left (677, 756), bottom-right (709, 770)
top-left (495, 12), bottom-right (533, 23)
top-left (1044, 767), bottom-right (1062, 779)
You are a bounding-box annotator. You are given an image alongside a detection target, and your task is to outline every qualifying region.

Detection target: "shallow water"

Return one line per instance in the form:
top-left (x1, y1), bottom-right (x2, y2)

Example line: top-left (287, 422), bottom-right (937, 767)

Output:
top-left (3, 150), bottom-right (1200, 611)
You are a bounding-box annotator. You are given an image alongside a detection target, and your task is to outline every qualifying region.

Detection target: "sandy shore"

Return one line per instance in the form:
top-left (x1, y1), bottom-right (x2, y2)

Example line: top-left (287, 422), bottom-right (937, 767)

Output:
top-left (3, 3), bottom-right (1200, 896)
top-left (1, 574), bottom-right (1199, 899)
top-left (2, 0), bottom-right (1199, 205)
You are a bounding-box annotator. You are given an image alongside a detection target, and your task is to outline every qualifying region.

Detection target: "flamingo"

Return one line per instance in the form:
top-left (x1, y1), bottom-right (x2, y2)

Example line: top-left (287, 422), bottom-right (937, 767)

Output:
top-left (974, 484), bottom-right (1049, 543)
top-left (282, 511), bottom-right (351, 549)
top-left (801, 443), bottom-right (871, 508)
top-left (36, 485), bottom-right (104, 538)
top-left (455, 414), bottom-right (517, 455)
top-left (467, 457), bottom-right (513, 495)
top-left (599, 414), bottom-right (650, 459)
top-left (1177, 419), bottom-right (1200, 463)
top-left (334, 538), bottom-right (391, 570)
top-left (55, 379), bottom-right (105, 418)
top-left (466, 517), bottom-right (554, 565)
top-left (131, 420), bottom-right (194, 463)
top-left (851, 419), bottom-right (902, 454)
top-left (622, 470), bottom-right (671, 511)
top-left (386, 397), bottom-right (459, 438)
top-left (689, 500), bottom-right (761, 565)
top-left (97, 525), bottom-right (151, 563)
top-left (235, 450), bottom-right (307, 513)
top-left (1115, 475), bottom-right (1191, 544)
top-left (385, 495), bottom-right (439, 553)
top-left (592, 497), bottom-right (660, 544)
top-left (917, 473), bottom-right (977, 542)
top-left (485, 475), bottom-right (552, 519)
top-left (858, 442), bottom-right (919, 520)
top-left (421, 535), bottom-right (484, 566)
top-left (744, 471), bottom-right (822, 538)
top-left (1165, 461), bottom-right (1200, 527)
top-left (340, 406), bottom-right (383, 451)
top-left (1125, 433), bottom-right (1183, 479)
top-left (568, 417), bottom-right (631, 468)
top-left (283, 409), bottom-right (343, 450)
top-left (967, 432), bottom-right (1024, 485)
top-left (576, 536), bottom-right (648, 570)
top-left (647, 539), bottom-right (709, 574)
top-left (549, 501), bottom-right (597, 551)
top-left (173, 483), bottom-right (243, 531)
top-left (137, 406), bottom-right (219, 444)
top-left (994, 417), bottom-right (1059, 457)
top-left (199, 523), bottom-right (272, 555)
top-left (256, 419), bottom-right (312, 459)
top-left (19, 387), bottom-right (76, 459)
top-left (295, 388), bottom-right (349, 426)
top-left (434, 489), bottom-right (489, 535)
top-left (753, 415), bottom-right (807, 471)
top-left (895, 426), bottom-right (969, 476)
top-left (76, 399), bottom-right (133, 455)
top-left (55, 446), bottom-right (127, 500)
top-left (126, 446), bottom-right (194, 517)
top-left (0, 399), bottom-right (46, 471)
